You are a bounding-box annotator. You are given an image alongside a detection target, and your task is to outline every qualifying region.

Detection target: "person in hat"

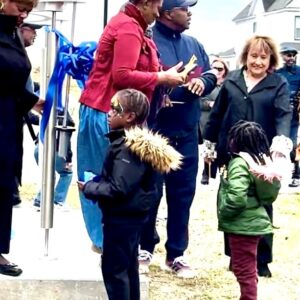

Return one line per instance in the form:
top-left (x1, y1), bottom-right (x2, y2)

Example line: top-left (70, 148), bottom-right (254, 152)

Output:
top-left (11, 22), bottom-right (43, 207)
top-left (20, 22), bottom-right (42, 47)
top-left (138, 0), bottom-right (217, 278)
top-left (277, 45), bottom-right (300, 187)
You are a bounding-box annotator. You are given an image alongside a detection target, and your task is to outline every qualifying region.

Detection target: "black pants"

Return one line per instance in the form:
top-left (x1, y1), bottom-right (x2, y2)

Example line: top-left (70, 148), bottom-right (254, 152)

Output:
top-left (202, 161), bottom-right (218, 179)
top-left (102, 223), bottom-right (142, 300)
top-left (225, 204), bottom-right (273, 265)
top-left (140, 129), bottom-right (199, 260)
top-left (12, 176), bottom-right (21, 205)
top-left (0, 185), bottom-right (14, 254)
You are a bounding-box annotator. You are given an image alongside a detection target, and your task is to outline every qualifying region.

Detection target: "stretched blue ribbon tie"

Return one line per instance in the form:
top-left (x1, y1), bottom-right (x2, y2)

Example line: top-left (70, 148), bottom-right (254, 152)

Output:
top-left (40, 27), bottom-right (97, 143)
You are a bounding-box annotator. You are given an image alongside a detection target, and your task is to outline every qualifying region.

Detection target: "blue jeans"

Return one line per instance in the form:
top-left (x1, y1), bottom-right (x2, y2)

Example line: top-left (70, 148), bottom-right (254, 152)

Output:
top-left (33, 145), bottom-right (73, 205)
top-left (77, 105), bottom-right (109, 249)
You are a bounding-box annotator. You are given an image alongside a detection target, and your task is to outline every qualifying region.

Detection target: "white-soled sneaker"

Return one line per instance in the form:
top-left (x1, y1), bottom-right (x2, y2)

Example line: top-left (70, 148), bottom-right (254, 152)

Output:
top-left (54, 203), bottom-right (71, 212)
top-left (138, 250), bottom-right (153, 274)
top-left (165, 256), bottom-right (196, 278)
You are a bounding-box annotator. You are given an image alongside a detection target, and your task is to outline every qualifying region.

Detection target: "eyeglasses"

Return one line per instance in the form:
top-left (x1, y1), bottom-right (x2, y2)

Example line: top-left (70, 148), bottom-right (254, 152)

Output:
top-left (110, 96), bottom-right (124, 114)
top-left (284, 53), bottom-right (297, 58)
top-left (212, 66), bottom-right (224, 72)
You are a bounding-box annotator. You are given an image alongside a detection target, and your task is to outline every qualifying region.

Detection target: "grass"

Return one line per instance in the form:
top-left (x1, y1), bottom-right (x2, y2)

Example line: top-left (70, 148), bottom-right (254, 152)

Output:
top-left (20, 184), bottom-right (300, 300)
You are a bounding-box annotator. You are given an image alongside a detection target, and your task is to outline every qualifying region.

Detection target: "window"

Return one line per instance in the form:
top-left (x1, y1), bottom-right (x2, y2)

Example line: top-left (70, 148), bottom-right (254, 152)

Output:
top-left (295, 16), bottom-right (300, 40)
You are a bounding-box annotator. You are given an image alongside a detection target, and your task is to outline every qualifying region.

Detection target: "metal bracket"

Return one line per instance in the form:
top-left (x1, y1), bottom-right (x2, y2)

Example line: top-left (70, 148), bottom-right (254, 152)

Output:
top-left (36, 0), bottom-right (86, 12)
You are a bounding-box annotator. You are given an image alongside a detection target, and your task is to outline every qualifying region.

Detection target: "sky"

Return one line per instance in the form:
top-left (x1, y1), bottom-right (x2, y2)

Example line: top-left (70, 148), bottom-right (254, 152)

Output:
top-left (188, 0), bottom-right (251, 53)
top-left (27, 0), bottom-right (251, 64)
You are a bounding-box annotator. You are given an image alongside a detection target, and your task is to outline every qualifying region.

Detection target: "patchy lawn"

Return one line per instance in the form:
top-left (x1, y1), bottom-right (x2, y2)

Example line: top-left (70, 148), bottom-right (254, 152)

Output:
top-left (20, 184), bottom-right (300, 300)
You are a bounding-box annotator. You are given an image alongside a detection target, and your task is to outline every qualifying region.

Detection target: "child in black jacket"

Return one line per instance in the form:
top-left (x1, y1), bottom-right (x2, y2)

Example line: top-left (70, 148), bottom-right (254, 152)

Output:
top-left (78, 89), bottom-right (182, 300)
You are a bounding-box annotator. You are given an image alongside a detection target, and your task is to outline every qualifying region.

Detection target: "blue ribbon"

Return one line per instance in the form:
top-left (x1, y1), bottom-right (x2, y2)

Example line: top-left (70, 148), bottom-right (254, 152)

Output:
top-left (40, 27), bottom-right (97, 143)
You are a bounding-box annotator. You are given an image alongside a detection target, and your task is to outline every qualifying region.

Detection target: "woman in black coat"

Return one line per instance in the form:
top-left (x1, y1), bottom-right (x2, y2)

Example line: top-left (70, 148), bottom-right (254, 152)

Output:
top-left (204, 36), bottom-right (292, 278)
top-left (0, 0), bottom-right (42, 276)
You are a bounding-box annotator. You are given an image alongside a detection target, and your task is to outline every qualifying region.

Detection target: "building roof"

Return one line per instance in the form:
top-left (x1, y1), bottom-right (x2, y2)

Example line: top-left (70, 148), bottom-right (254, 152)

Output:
top-left (215, 48), bottom-right (236, 57)
top-left (233, 0), bottom-right (293, 22)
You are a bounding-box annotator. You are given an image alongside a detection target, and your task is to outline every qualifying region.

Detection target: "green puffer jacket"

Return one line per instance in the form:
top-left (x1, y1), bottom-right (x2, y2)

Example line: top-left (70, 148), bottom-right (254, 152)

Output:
top-left (217, 156), bottom-right (281, 236)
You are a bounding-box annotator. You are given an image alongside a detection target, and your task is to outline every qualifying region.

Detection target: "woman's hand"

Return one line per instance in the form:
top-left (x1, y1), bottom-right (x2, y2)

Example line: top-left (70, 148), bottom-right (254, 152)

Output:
top-left (158, 62), bottom-right (185, 87)
top-left (33, 99), bottom-right (45, 114)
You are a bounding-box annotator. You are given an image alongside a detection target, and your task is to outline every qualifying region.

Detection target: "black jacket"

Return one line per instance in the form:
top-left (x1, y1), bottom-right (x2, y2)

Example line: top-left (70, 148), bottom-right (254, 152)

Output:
top-left (0, 15), bottom-right (39, 186)
top-left (204, 68), bottom-right (292, 166)
top-left (83, 127), bottom-right (182, 224)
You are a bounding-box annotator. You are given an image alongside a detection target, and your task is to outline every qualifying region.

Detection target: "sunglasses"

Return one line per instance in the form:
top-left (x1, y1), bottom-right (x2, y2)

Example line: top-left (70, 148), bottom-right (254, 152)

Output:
top-left (212, 66), bottom-right (224, 72)
top-left (111, 96), bottom-right (124, 114)
top-left (284, 53), bottom-right (297, 58)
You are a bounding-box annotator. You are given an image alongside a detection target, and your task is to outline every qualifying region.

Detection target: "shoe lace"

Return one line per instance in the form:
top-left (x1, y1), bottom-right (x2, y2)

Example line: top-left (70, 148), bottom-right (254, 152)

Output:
top-left (172, 256), bottom-right (189, 267)
top-left (138, 250), bottom-right (152, 261)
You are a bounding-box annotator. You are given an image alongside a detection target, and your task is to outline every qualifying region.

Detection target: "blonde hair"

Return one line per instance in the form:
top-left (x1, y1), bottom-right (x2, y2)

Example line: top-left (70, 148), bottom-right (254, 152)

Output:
top-left (240, 35), bottom-right (280, 70)
top-left (211, 58), bottom-right (229, 78)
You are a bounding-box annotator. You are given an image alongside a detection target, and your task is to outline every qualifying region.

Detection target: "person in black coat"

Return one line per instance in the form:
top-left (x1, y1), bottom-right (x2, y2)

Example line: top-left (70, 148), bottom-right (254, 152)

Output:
top-left (203, 35), bottom-right (292, 278)
top-left (78, 89), bottom-right (182, 300)
top-left (0, 0), bottom-right (43, 277)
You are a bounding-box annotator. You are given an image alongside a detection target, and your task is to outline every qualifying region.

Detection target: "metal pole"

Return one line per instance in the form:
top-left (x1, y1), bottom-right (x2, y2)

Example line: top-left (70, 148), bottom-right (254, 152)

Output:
top-left (63, 0), bottom-right (77, 123)
top-left (36, 0), bottom-right (87, 257)
top-left (104, 0), bottom-right (108, 28)
top-left (57, 1), bottom-right (77, 158)
top-left (41, 10), bottom-right (58, 256)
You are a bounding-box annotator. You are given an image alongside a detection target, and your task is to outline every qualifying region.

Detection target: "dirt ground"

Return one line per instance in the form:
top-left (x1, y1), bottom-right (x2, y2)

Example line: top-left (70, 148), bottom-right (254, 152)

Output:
top-left (20, 182), bottom-right (300, 300)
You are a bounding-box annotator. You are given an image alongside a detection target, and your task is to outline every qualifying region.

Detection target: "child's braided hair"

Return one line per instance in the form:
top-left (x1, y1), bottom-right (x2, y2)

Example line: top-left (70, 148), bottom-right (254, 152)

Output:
top-left (227, 120), bottom-right (271, 165)
top-left (118, 89), bottom-right (150, 125)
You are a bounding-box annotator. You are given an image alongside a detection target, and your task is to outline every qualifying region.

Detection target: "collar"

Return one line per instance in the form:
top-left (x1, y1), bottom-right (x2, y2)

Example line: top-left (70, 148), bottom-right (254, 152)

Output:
top-left (155, 21), bottom-right (181, 39)
top-left (282, 64), bottom-right (297, 74)
top-left (0, 14), bottom-right (18, 34)
top-left (123, 2), bottom-right (148, 32)
top-left (226, 67), bottom-right (279, 94)
top-left (106, 129), bottom-right (125, 143)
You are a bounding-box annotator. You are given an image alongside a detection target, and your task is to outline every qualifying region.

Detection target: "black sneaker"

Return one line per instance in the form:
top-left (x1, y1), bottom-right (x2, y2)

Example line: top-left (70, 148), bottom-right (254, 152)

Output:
top-left (257, 263), bottom-right (272, 277)
top-left (201, 175), bottom-right (209, 185)
top-left (33, 201), bottom-right (40, 212)
top-left (13, 198), bottom-right (22, 207)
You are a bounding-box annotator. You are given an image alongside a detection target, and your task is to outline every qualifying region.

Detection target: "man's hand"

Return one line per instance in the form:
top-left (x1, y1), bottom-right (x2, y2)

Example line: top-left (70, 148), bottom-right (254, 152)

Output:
top-left (77, 181), bottom-right (85, 191)
top-left (184, 78), bottom-right (205, 96)
top-left (33, 98), bottom-right (45, 114)
top-left (65, 162), bottom-right (73, 171)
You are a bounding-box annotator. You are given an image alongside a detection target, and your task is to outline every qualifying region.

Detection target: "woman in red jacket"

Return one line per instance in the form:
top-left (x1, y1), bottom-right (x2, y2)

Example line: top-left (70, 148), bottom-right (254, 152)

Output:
top-left (77, 0), bottom-right (185, 254)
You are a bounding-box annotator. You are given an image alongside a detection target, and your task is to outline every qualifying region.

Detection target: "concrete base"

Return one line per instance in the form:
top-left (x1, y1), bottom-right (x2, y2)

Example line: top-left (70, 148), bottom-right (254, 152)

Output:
top-left (1, 204), bottom-right (148, 300)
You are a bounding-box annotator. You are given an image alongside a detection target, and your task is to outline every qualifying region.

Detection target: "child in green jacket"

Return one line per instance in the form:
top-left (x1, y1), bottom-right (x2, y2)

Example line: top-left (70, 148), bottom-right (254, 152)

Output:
top-left (217, 120), bottom-right (281, 300)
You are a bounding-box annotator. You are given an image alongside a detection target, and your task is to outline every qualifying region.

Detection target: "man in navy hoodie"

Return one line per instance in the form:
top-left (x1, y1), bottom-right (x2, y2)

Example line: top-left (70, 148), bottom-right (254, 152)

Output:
top-left (277, 46), bottom-right (300, 187)
top-left (139, 0), bottom-right (216, 278)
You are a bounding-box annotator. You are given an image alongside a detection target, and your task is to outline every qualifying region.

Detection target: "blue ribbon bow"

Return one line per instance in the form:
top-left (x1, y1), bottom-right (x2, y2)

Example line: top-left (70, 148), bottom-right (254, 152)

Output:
top-left (40, 27), bottom-right (97, 143)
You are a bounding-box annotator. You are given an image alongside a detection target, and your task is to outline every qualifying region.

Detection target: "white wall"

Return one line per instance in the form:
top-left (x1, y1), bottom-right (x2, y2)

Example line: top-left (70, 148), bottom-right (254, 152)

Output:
top-left (230, 8), bottom-right (300, 68)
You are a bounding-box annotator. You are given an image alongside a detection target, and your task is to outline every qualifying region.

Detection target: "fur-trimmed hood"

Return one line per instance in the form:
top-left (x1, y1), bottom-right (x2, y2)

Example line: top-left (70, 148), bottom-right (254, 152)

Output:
top-left (125, 127), bottom-right (183, 174)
